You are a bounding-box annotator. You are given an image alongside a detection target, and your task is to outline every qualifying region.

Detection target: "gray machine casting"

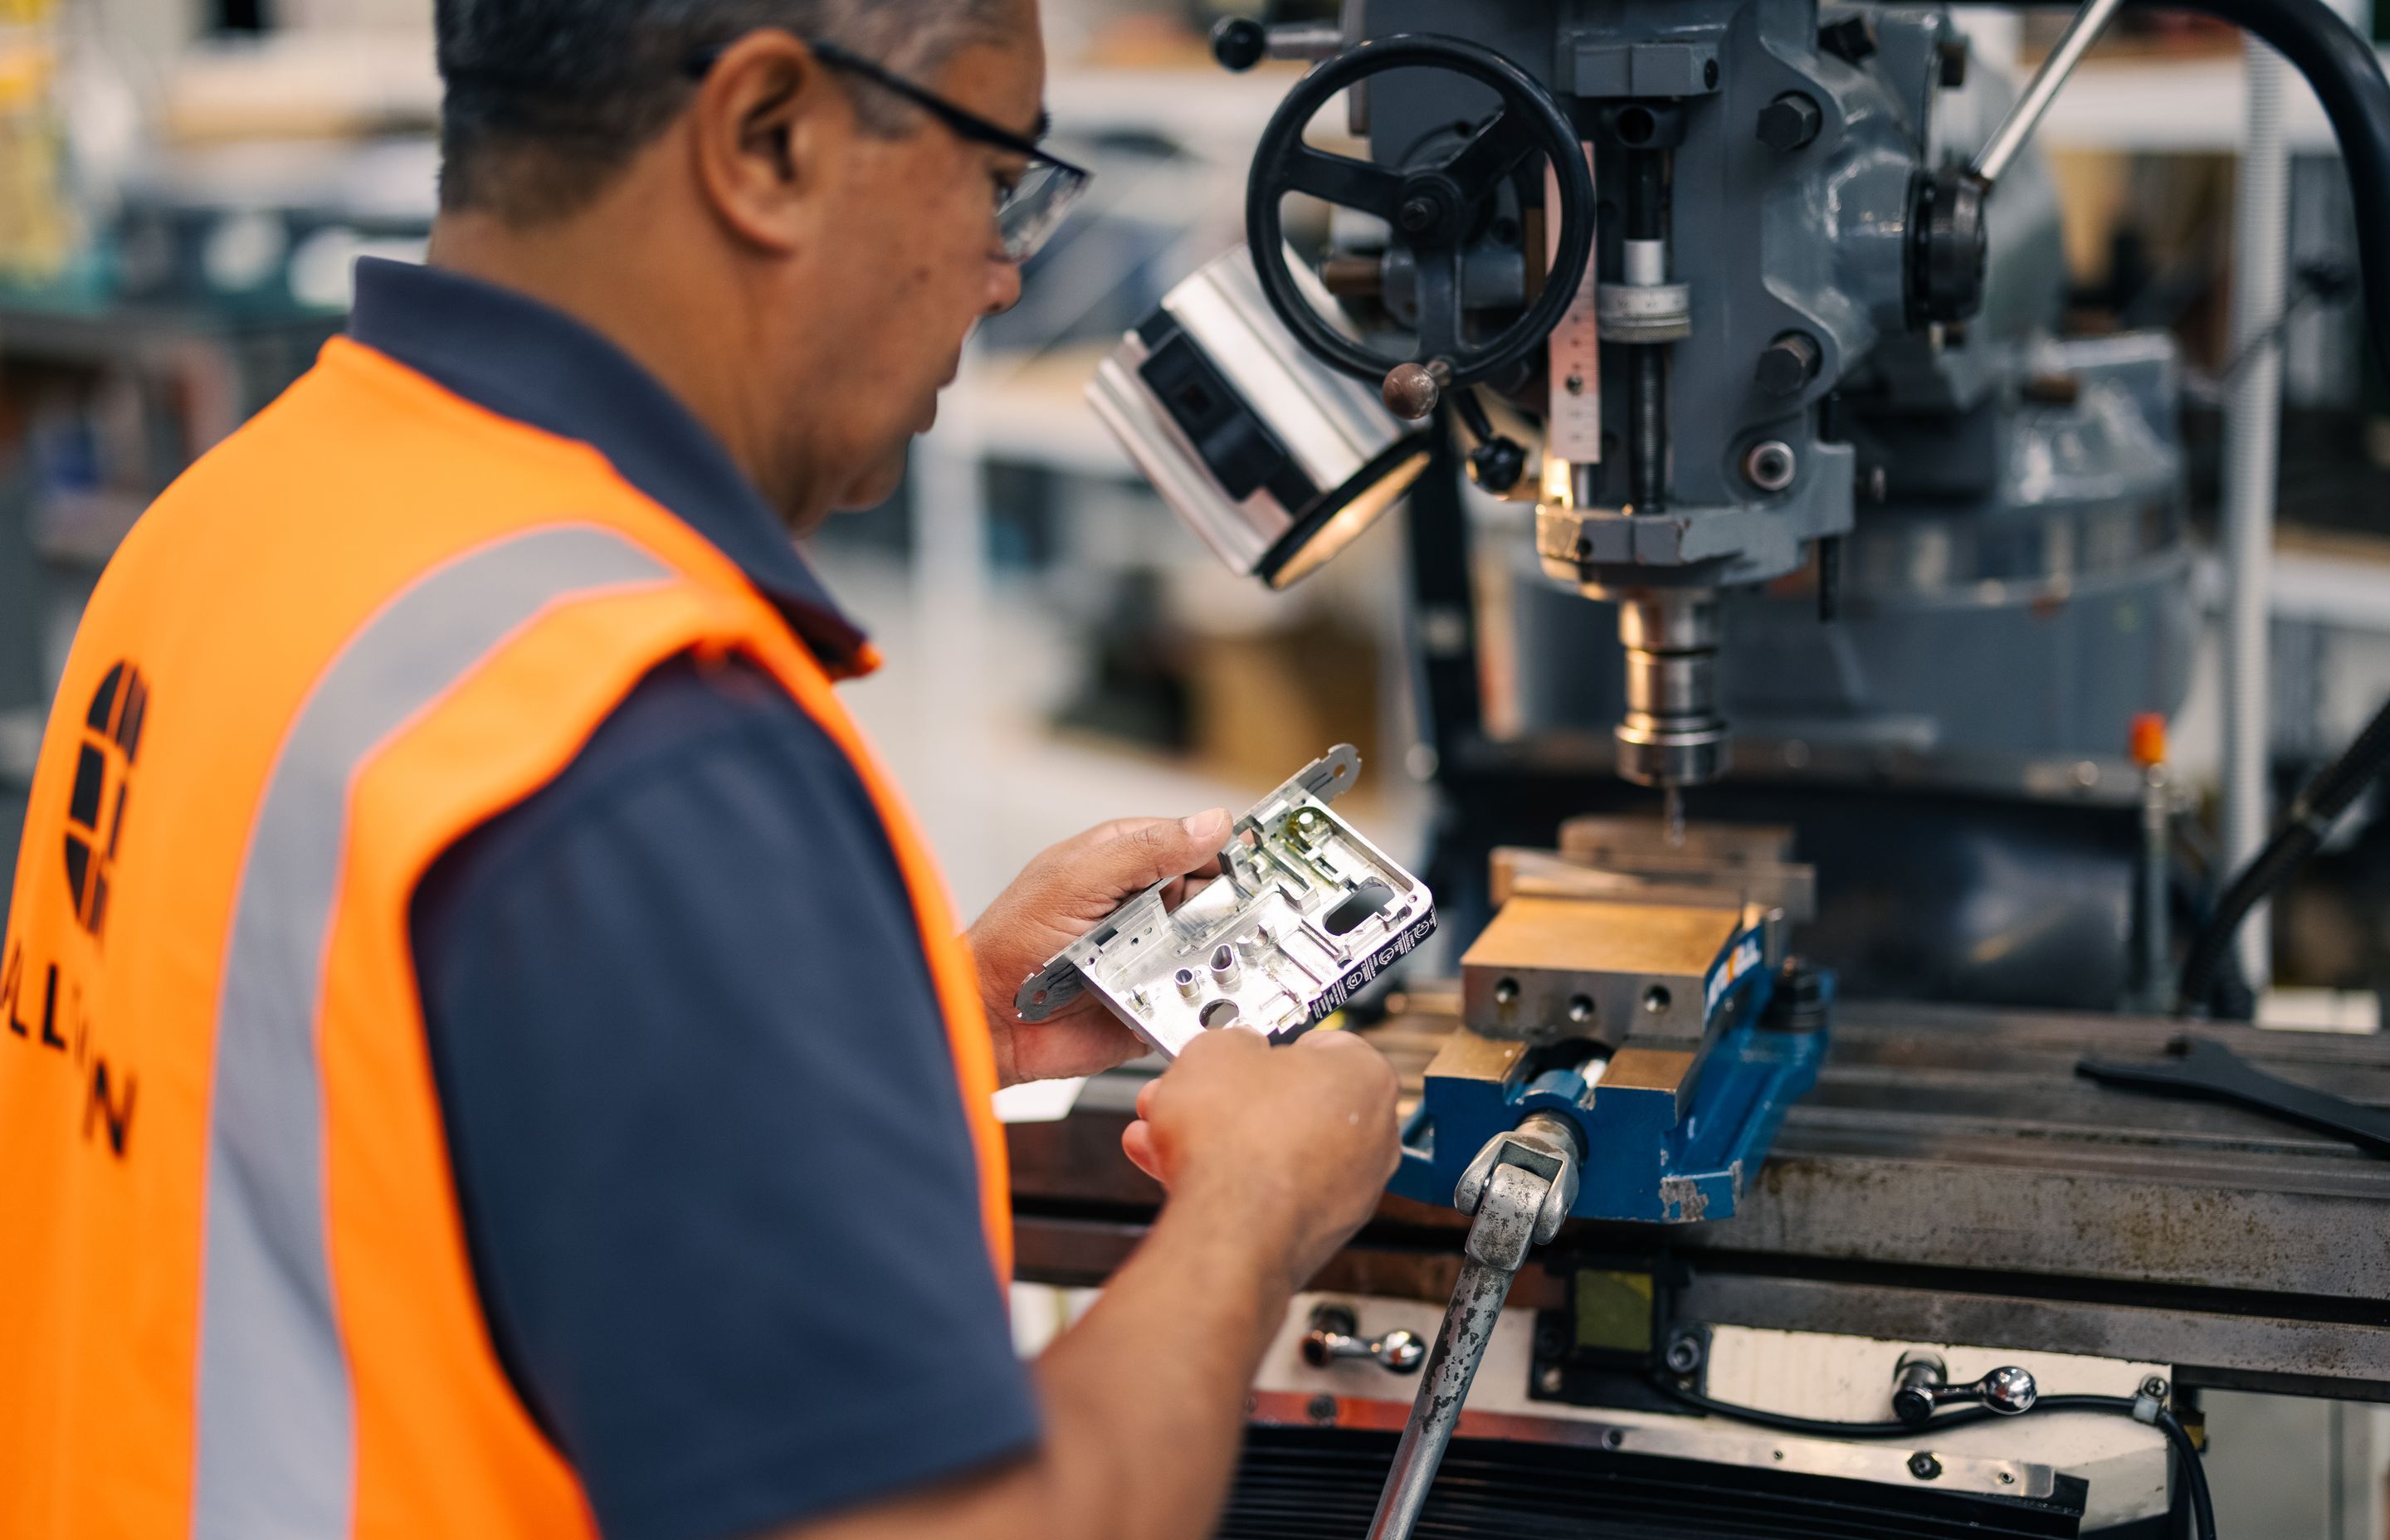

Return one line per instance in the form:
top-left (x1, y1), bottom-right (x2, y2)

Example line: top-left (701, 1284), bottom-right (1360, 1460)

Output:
top-left (1227, 0), bottom-right (2189, 810)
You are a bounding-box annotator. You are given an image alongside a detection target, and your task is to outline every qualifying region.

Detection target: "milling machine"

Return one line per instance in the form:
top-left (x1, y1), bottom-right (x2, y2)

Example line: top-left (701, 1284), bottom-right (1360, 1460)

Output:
top-left (1014, 0), bottom-right (2390, 1533)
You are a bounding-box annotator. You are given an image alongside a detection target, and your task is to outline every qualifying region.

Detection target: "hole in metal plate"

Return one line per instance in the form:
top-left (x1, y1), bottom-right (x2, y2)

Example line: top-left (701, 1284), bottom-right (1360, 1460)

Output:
top-left (1324, 880), bottom-right (1397, 936)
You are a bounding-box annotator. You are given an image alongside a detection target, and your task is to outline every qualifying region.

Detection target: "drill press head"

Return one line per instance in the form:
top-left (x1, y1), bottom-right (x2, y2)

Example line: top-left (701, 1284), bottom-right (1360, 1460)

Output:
top-left (1090, 2), bottom-right (2114, 798)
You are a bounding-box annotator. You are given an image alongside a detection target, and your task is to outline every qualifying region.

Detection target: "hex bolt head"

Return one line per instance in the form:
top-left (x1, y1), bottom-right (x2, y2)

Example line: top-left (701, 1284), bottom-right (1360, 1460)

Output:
top-left (1819, 14), bottom-right (1877, 61)
top-left (1755, 91), bottom-right (1823, 153)
top-left (1938, 37), bottom-right (1970, 88)
top-left (1908, 1450), bottom-right (1943, 1480)
top-left (1755, 331), bottom-right (1822, 395)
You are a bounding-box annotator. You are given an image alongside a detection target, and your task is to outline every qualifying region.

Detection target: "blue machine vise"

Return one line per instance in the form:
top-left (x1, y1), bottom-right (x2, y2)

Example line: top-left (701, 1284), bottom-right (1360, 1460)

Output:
top-left (1388, 896), bottom-right (1829, 1225)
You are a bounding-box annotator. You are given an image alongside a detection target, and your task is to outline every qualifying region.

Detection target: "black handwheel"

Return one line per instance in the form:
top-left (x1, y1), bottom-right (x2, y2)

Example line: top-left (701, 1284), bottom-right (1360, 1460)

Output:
top-left (1245, 33), bottom-right (1597, 417)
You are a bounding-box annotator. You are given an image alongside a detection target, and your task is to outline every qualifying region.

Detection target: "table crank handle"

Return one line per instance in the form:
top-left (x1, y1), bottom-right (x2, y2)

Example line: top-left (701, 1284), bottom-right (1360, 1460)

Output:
top-left (1365, 1114), bottom-right (1581, 1540)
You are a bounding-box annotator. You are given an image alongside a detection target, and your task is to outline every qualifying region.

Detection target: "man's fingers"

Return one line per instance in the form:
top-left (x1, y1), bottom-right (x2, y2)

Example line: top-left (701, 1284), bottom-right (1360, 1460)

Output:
top-left (1071, 809), bottom-right (1233, 899)
top-left (1045, 808), bottom-right (1226, 861)
top-left (1120, 1119), bottom-right (1161, 1180)
top-left (1043, 816), bottom-right (1153, 860)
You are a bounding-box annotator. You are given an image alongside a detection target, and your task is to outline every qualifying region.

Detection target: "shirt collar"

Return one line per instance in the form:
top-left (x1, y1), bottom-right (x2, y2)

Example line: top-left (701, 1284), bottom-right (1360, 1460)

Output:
top-left (345, 257), bottom-right (872, 674)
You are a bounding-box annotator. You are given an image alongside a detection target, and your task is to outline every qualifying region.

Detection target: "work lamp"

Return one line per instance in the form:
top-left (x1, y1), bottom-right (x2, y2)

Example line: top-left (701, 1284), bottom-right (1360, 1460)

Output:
top-left (1087, 247), bottom-right (1432, 590)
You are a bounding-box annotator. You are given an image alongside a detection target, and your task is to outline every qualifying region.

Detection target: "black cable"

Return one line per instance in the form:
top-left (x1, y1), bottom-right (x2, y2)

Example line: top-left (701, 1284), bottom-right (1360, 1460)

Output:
top-left (1651, 1376), bottom-right (2003, 1436)
top-left (1651, 1379), bottom-right (2217, 1540)
top-left (2178, 693), bottom-right (2390, 1013)
top-left (2215, 262), bottom-right (2358, 385)
top-left (2156, 1406), bottom-right (2218, 1540)
top-left (1656, 1378), bottom-right (2124, 1438)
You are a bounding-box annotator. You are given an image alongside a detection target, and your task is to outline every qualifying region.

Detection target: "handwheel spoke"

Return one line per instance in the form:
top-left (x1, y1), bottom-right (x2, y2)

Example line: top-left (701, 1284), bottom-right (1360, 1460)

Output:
top-left (1282, 145), bottom-right (1405, 218)
top-left (1438, 109), bottom-right (1538, 192)
top-left (1413, 243), bottom-right (1466, 359)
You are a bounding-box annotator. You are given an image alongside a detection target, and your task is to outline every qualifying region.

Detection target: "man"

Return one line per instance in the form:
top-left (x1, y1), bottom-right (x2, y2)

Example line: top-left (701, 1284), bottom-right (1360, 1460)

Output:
top-left (0, 2), bottom-right (1403, 1537)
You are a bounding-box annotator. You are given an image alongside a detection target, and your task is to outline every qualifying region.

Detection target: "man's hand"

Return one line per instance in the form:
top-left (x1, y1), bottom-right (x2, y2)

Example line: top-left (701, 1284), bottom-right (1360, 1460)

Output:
top-left (1121, 1027), bottom-right (1402, 1293)
top-left (968, 810), bottom-right (1233, 1088)
top-left (785, 1023), bottom-right (1403, 1540)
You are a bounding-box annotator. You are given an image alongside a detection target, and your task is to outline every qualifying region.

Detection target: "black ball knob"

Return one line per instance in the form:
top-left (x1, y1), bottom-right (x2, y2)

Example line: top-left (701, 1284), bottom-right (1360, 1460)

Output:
top-left (1755, 331), bottom-right (1822, 395)
top-left (1212, 17), bottom-right (1267, 72)
top-left (1755, 91), bottom-right (1822, 153)
top-left (1767, 959), bottom-right (1830, 1032)
top-left (1467, 436), bottom-right (1529, 494)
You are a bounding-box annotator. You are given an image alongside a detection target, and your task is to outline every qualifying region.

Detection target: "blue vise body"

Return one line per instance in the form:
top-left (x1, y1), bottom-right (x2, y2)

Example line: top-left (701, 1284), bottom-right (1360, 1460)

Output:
top-left (1389, 894), bottom-right (1827, 1225)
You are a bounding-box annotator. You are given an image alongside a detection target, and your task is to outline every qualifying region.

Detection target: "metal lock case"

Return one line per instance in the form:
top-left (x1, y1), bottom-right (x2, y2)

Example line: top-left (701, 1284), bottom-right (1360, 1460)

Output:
top-left (1013, 746), bottom-right (1435, 1057)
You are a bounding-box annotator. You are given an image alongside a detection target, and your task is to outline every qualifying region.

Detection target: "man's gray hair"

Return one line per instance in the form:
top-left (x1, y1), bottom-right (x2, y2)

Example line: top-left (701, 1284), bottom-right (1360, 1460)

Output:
top-left (436, 0), bottom-right (1017, 222)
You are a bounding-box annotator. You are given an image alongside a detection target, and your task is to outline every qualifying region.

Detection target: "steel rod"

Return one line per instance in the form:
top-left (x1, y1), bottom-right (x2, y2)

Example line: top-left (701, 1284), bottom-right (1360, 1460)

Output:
top-left (1366, 1159), bottom-right (1549, 1540)
top-left (1972, 0), bottom-right (2129, 188)
top-left (1362, 1254), bottom-right (1519, 1540)
top-left (2222, 38), bottom-right (2289, 995)
top-left (1629, 348), bottom-right (1666, 511)
top-left (2139, 763), bottom-right (2172, 1011)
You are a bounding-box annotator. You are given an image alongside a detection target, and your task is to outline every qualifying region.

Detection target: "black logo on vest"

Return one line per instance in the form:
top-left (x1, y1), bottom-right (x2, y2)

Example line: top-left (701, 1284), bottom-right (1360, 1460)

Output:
top-left (63, 660), bottom-right (148, 941)
top-left (0, 657), bottom-right (145, 1158)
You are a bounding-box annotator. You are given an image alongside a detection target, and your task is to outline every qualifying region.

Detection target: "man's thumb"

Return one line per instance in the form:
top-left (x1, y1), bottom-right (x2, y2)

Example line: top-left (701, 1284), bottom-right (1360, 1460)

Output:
top-left (1101, 808), bottom-right (1231, 892)
top-left (1178, 807), bottom-right (1233, 848)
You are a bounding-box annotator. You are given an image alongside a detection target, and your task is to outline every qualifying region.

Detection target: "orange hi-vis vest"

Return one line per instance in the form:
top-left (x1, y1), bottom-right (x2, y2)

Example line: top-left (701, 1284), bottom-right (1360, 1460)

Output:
top-left (0, 333), bottom-right (1012, 1538)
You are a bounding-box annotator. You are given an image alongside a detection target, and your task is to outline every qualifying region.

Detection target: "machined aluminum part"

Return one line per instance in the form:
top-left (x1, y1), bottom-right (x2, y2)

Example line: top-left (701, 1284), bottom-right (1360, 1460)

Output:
top-left (1013, 745), bottom-right (1436, 1057)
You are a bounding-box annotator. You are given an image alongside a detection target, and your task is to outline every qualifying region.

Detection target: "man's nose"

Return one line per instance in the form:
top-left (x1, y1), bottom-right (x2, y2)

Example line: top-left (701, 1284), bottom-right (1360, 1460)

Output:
top-left (983, 257), bottom-right (1023, 318)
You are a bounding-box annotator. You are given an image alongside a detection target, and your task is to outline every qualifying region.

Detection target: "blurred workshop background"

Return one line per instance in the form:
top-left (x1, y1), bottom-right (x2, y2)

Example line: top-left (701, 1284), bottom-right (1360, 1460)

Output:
top-left (11, 0), bottom-right (2390, 994)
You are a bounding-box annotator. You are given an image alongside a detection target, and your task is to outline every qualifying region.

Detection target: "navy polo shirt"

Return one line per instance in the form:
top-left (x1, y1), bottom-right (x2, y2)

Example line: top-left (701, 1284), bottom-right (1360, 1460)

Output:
top-left (353, 259), bottom-right (1038, 1540)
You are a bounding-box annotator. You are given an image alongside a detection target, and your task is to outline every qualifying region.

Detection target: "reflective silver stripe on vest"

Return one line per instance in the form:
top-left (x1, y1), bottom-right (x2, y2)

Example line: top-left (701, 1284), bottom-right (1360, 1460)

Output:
top-left (194, 524), bottom-right (672, 1538)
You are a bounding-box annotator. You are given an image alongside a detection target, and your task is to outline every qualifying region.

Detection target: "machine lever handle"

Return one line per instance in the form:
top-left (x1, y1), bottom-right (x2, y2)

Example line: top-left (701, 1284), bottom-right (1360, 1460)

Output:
top-left (1368, 1114), bottom-right (1582, 1540)
top-left (1303, 1319), bottom-right (1427, 1375)
top-left (1212, 17), bottom-right (1345, 71)
top-left (1970, 0), bottom-right (2128, 188)
top-left (1892, 1352), bottom-right (2039, 1426)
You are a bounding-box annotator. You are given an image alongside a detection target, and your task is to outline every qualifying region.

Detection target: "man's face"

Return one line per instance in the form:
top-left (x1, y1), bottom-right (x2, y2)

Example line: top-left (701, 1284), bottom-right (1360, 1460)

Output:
top-left (773, 9), bottom-right (1043, 525)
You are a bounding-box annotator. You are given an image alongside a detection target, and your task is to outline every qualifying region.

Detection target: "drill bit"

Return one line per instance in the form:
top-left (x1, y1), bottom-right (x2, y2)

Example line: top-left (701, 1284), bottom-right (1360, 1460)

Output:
top-left (1662, 783), bottom-right (1685, 849)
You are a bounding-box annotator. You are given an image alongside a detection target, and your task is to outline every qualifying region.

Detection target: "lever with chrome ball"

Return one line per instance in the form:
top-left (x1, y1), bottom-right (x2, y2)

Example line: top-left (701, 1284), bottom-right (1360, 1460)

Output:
top-left (1891, 1351), bottom-right (2039, 1426)
top-left (1300, 1304), bottom-right (1426, 1375)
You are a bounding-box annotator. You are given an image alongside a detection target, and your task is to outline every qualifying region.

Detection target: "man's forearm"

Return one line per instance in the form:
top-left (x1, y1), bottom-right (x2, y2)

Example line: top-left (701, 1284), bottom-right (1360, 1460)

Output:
top-left (791, 1182), bottom-right (1296, 1540)
top-left (1022, 1177), bottom-right (1295, 1538)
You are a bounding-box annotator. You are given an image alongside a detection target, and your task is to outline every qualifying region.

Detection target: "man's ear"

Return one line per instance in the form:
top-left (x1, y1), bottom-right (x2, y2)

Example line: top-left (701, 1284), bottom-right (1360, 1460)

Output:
top-left (686, 29), bottom-right (844, 253)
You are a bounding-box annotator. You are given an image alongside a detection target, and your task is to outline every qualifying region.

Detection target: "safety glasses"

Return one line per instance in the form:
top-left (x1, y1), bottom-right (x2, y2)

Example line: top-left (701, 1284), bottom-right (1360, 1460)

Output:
top-left (685, 36), bottom-right (1093, 262)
